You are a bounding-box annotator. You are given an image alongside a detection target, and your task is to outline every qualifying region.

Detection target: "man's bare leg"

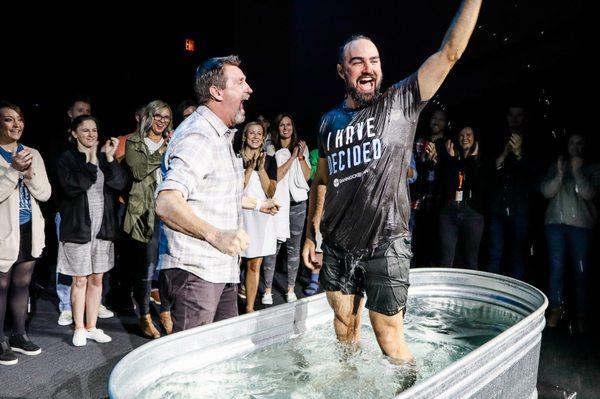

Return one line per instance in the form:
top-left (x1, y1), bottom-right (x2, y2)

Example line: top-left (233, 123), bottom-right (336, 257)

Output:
top-left (326, 291), bottom-right (365, 343)
top-left (369, 309), bottom-right (413, 363)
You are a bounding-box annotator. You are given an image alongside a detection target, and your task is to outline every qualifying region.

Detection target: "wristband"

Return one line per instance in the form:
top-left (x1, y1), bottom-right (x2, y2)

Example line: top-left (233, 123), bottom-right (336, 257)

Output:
top-left (254, 198), bottom-right (262, 211)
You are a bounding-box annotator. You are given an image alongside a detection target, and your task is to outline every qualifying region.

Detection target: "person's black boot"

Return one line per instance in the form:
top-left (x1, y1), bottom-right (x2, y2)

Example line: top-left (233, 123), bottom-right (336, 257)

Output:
top-left (0, 339), bottom-right (18, 365)
top-left (9, 333), bottom-right (41, 356)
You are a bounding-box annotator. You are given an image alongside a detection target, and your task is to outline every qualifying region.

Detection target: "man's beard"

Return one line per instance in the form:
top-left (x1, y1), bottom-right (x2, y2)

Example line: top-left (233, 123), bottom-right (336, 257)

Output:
top-left (234, 109), bottom-right (246, 125)
top-left (347, 84), bottom-right (382, 108)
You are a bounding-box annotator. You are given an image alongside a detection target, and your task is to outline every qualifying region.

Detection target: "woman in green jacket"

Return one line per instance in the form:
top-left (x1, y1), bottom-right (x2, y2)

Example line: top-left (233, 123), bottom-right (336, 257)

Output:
top-left (123, 100), bottom-right (173, 338)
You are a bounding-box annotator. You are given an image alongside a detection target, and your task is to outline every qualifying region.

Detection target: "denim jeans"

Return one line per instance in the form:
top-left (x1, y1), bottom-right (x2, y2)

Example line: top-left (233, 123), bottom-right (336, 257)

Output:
top-left (545, 224), bottom-right (591, 312)
top-left (55, 213), bottom-right (72, 312)
top-left (438, 203), bottom-right (484, 269)
top-left (486, 213), bottom-right (528, 280)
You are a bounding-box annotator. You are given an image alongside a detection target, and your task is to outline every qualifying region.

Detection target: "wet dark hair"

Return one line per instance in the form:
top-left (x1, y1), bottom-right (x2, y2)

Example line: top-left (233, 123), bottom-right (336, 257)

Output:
top-left (71, 114), bottom-right (99, 133)
top-left (194, 55), bottom-right (241, 105)
top-left (273, 113), bottom-right (298, 151)
top-left (337, 34), bottom-right (374, 64)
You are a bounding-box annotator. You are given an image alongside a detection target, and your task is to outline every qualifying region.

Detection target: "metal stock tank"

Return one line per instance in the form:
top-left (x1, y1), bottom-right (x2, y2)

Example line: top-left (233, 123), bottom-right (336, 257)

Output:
top-left (109, 269), bottom-right (547, 399)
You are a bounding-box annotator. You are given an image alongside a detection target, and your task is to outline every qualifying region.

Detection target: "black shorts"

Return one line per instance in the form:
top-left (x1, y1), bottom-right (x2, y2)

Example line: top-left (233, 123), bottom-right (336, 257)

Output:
top-left (320, 237), bottom-right (411, 316)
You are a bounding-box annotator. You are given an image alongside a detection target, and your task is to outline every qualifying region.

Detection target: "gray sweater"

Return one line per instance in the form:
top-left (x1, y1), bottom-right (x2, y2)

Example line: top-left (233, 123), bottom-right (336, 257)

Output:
top-left (541, 162), bottom-right (600, 229)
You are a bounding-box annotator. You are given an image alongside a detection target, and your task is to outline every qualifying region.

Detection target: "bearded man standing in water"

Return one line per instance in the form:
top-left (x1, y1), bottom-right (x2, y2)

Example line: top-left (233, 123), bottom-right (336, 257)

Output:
top-left (303, 1), bottom-right (482, 362)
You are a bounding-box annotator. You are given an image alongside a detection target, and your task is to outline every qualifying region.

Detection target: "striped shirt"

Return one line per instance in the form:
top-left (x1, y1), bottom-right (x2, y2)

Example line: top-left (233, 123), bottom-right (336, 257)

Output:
top-left (157, 106), bottom-right (244, 283)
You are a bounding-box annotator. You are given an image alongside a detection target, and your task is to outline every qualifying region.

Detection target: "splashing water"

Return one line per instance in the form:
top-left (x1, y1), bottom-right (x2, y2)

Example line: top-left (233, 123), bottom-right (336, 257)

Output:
top-left (137, 296), bottom-right (523, 399)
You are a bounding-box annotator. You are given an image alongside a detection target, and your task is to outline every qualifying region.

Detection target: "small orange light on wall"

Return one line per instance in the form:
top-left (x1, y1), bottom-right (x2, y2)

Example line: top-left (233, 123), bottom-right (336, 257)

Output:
top-left (185, 39), bottom-right (195, 52)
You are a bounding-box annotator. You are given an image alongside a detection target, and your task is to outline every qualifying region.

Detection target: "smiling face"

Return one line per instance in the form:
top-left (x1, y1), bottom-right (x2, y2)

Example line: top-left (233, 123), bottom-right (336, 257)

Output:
top-left (151, 107), bottom-right (172, 136)
top-left (71, 119), bottom-right (98, 149)
top-left (458, 127), bottom-right (475, 152)
top-left (0, 107), bottom-right (24, 144)
top-left (245, 123), bottom-right (265, 150)
top-left (337, 38), bottom-right (383, 109)
top-left (277, 116), bottom-right (293, 140)
top-left (219, 64), bottom-right (253, 126)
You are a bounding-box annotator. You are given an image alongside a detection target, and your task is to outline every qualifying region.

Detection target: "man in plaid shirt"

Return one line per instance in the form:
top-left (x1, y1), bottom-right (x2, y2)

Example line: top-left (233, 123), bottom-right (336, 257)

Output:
top-left (155, 56), bottom-right (279, 332)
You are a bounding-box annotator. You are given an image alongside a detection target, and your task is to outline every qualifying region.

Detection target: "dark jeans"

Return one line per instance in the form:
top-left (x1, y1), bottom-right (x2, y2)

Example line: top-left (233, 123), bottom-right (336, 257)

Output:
top-left (486, 213), bottom-right (528, 280)
top-left (545, 224), bottom-right (591, 312)
top-left (159, 268), bottom-right (238, 332)
top-left (438, 203), bottom-right (484, 269)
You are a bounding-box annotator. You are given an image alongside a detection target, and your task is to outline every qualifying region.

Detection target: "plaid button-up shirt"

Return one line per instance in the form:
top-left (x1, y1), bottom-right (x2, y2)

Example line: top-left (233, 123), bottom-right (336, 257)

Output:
top-left (157, 106), bottom-right (244, 283)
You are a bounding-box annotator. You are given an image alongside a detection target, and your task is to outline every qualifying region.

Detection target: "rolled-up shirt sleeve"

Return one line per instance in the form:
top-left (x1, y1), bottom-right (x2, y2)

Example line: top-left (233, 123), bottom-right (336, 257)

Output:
top-left (158, 135), bottom-right (212, 200)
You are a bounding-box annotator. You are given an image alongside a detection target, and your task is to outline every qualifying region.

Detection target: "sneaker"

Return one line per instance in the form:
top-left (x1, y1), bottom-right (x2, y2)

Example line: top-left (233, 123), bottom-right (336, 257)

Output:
top-left (98, 304), bottom-right (114, 319)
top-left (261, 293), bottom-right (273, 305)
top-left (9, 333), bottom-right (41, 356)
top-left (0, 340), bottom-right (18, 366)
top-left (58, 310), bottom-right (73, 326)
top-left (86, 328), bottom-right (112, 343)
top-left (72, 329), bottom-right (87, 347)
top-left (303, 281), bottom-right (320, 296)
top-left (238, 285), bottom-right (247, 299)
top-left (150, 289), bottom-right (161, 305)
top-left (286, 292), bottom-right (297, 303)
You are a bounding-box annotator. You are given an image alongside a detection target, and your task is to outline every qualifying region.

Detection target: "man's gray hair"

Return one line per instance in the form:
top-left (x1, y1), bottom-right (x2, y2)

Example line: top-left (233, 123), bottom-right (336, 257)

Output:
top-left (194, 55), bottom-right (242, 105)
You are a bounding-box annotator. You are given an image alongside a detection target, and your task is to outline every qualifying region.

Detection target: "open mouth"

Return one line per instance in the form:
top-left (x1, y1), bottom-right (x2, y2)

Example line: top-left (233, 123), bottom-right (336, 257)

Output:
top-left (357, 76), bottom-right (375, 93)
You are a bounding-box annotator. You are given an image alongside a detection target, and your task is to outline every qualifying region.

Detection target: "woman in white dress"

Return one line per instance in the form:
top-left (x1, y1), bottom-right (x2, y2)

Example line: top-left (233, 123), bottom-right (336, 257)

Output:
top-left (263, 114), bottom-right (311, 303)
top-left (240, 122), bottom-right (277, 312)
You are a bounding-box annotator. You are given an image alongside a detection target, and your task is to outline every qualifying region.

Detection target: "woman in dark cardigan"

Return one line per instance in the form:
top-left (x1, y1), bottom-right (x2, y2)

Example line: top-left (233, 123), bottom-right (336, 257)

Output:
top-left (437, 125), bottom-right (487, 269)
top-left (56, 115), bottom-right (128, 347)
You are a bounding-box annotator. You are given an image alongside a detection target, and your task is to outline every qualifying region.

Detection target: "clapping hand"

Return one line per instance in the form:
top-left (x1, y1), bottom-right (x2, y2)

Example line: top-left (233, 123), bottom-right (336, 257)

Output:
top-left (12, 147), bottom-right (34, 179)
top-left (425, 141), bottom-right (437, 163)
top-left (257, 152), bottom-right (266, 171)
top-left (101, 137), bottom-right (119, 162)
top-left (445, 139), bottom-right (455, 157)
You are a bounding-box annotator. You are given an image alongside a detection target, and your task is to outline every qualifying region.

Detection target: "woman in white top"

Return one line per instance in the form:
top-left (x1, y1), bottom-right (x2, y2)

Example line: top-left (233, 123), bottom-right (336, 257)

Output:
top-left (263, 114), bottom-right (311, 304)
top-left (239, 122), bottom-right (277, 312)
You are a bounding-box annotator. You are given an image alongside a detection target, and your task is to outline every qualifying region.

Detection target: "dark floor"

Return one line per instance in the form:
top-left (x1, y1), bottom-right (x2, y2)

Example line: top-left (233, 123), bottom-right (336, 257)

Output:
top-left (0, 272), bottom-right (598, 399)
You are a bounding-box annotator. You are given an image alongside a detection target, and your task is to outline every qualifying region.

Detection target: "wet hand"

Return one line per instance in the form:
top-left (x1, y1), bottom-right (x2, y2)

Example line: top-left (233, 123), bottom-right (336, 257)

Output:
top-left (302, 239), bottom-right (322, 271)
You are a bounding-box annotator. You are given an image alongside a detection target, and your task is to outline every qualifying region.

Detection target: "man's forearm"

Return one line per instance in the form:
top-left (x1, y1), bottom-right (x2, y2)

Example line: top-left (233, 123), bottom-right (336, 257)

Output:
top-left (306, 181), bottom-right (326, 241)
top-left (155, 190), bottom-right (218, 243)
top-left (439, 0), bottom-right (482, 61)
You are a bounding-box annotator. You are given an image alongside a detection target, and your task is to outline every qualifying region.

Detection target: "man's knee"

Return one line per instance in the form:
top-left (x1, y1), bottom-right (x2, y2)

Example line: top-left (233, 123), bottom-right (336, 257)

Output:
top-left (328, 292), bottom-right (363, 328)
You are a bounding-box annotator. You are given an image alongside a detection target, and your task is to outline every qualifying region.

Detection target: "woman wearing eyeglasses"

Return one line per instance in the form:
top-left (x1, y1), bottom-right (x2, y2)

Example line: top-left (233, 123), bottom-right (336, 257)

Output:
top-left (123, 100), bottom-right (173, 338)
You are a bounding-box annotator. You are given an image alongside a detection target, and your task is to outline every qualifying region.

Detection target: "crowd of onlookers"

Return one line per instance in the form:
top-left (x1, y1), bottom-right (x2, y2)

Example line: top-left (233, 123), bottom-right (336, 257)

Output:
top-left (1, 91), bottom-right (598, 366)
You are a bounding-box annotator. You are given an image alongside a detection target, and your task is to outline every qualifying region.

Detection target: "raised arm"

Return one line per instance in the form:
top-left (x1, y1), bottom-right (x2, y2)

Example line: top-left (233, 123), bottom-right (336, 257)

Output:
top-left (418, 0), bottom-right (482, 101)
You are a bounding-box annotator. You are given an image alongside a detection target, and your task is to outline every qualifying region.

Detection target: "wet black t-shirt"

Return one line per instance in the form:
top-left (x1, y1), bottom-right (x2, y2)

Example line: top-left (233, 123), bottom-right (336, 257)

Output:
top-left (318, 73), bottom-right (426, 251)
